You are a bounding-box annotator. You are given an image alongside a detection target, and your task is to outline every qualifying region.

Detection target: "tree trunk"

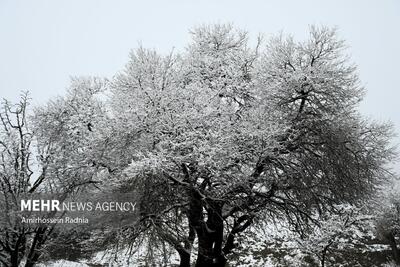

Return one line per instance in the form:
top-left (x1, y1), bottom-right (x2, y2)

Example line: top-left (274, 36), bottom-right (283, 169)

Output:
top-left (320, 254), bottom-right (326, 267)
top-left (24, 227), bottom-right (47, 267)
top-left (10, 234), bottom-right (26, 267)
top-left (194, 201), bottom-right (226, 267)
top-left (320, 242), bottom-right (332, 267)
top-left (195, 236), bottom-right (214, 267)
top-left (178, 223), bottom-right (196, 267)
top-left (185, 178), bottom-right (228, 267)
top-left (387, 232), bottom-right (400, 264)
top-left (10, 249), bottom-right (19, 267)
top-left (178, 249), bottom-right (191, 267)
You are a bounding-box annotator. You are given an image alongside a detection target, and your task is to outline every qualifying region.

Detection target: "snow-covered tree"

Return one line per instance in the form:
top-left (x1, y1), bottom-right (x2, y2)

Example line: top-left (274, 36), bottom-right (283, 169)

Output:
top-left (0, 79), bottom-right (112, 267)
top-left (106, 24), bottom-right (395, 267)
top-left (0, 93), bottom-right (36, 267)
top-left (32, 77), bottom-right (110, 193)
top-left (297, 205), bottom-right (372, 267)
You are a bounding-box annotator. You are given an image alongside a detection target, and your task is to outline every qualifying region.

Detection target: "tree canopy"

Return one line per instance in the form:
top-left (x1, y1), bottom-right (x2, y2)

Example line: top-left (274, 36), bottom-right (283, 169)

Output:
top-left (102, 24), bottom-right (395, 267)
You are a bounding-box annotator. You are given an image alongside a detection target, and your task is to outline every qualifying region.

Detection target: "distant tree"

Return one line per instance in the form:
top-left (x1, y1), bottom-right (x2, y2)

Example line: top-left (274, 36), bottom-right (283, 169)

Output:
top-left (0, 80), bottom-right (110, 267)
top-left (298, 205), bottom-right (372, 267)
top-left (106, 24), bottom-right (395, 267)
top-left (0, 93), bottom-right (37, 267)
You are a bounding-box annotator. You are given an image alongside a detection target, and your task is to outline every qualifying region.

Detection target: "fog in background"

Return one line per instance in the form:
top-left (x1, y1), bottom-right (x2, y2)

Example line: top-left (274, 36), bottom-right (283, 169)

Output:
top-left (0, 0), bottom-right (399, 172)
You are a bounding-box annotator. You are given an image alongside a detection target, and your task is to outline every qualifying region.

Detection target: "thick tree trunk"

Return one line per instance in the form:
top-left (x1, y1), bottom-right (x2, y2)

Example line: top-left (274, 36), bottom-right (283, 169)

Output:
top-left (183, 163), bottom-right (234, 267)
top-left (178, 223), bottom-right (196, 267)
top-left (189, 200), bottom-right (254, 267)
top-left (195, 236), bottom-right (226, 267)
top-left (195, 236), bottom-right (214, 267)
top-left (178, 249), bottom-right (191, 267)
top-left (194, 201), bottom-right (226, 267)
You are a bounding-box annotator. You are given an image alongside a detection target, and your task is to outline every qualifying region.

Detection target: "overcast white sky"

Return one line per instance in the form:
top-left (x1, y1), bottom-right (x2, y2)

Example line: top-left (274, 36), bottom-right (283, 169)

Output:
top-left (0, 0), bottom-right (399, 170)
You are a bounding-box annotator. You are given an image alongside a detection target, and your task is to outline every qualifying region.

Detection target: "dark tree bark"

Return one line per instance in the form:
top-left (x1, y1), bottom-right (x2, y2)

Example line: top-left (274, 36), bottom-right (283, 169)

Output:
top-left (177, 249), bottom-right (191, 267)
top-left (386, 232), bottom-right (400, 265)
top-left (24, 227), bottom-right (47, 267)
top-left (176, 224), bottom-right (196, 267)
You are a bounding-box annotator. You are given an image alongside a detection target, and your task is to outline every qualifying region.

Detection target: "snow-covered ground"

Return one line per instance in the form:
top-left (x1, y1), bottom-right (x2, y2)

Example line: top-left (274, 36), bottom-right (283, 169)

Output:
top-left (37, 222), bottom-right (394, 267)
top-left (37, 261), bottom-right (89, 267)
